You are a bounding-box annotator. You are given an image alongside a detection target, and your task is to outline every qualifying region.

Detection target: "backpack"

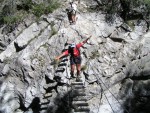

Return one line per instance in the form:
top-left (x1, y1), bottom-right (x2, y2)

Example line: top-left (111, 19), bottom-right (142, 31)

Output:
top-left (68, 2), bottom-right (76, 13)
top-left (68, 46), bottom-right (80, 57)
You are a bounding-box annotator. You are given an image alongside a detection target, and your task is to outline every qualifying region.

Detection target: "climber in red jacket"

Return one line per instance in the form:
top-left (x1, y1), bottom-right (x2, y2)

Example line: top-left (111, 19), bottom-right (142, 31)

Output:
top-left (55, 36), bottom-right (91, 81)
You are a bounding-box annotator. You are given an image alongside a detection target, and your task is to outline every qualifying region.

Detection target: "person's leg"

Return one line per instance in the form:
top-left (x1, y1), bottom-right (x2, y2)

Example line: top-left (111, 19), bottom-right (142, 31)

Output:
top-left (74, 13), bottom-right (76, 23)
top-left (68, 13), bottom-right (72, 23)
top-left (75, 56), bottom-right (82, 81)
top-left (71, 64), bottom-right (75, 78)
top-left (70, 57), bottom-right (75, 78)
top-left (78, 0), bottom-right (80, 4)
top-left (73, 14), bottom-right (77, 23)
top-left (76, 64), bottom-right (81, 81)
top-left (72, 15), bottom-right (75, 23)
top-left (76, 64), bottom-right (81, 77)
top-left (72, 11), bottom-right (76, 24)
top-left (69, 15), bottom-right (73, 25)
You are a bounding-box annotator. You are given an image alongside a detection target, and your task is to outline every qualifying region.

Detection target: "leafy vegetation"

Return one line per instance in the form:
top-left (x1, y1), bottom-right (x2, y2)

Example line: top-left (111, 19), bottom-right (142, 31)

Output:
top-left (45, 1), bottom-right (61, 14)
top-left (50, 21), bottom-right (58, 36)
top-left (51, 26), bottom-right (57, 36)
top-left (51, 59), bottom-right (61, 69)
top-left (32, 1), bottom-right (60, 17)
top-left (94, 0), bottom-right (149, 20)
top-left (125, 20), bottom-right (135, 30)
top-left (89, 51), bottom-right (100, 59)
top-left (3, 12), bottom-right (25, 24)
top-left (81, 65), bottom-right (87, 71)
top-left (32, 3), bottom-right (45, 17)
top-left (0, 0), bottom-right (61, 26)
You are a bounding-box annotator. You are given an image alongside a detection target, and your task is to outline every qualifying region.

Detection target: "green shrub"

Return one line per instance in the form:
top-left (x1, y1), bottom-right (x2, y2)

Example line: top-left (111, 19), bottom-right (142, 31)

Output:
top-left (3, 15), bottom-right (21, 24)
top-left (143, 0), bottom-right (150, 10)
top-left (32, 3), bottom-right (46, 17)
top-left (0, 1), bottom-right (30, 25)
top-left (81, 65), bottom-right (87, 71)
top-left (0, 0), bottom-right (61, 26)
top-left (0, 12), bottom-right (3, 24)
top-left (32, 1), bottom-right (60, 17)
top-left (90, 51), bottom-right (100, 59)
top-left (51, 26), bottom-right (57, 36)
top-left (126, 20), bottom-right (135, 30)
top-left (2, 5), bottom-right (12, 16)
top-left (51, 59), bottom-right (61, 69)
top-left (101, 0), bottom-right (150, 21)
top-left (45, 1), bottom-right (60, 14)
top-left (142, 0), bottom-right (150, 5)
top-left (2, 11), bottom-right (25, 25)
top-left (22, 0), bottom-right (33, 9)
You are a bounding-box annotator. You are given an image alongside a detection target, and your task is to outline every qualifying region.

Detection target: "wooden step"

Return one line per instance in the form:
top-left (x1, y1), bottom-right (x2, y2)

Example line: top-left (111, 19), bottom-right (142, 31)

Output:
top-left (74, 112), bottom-right (89, 113)
top-left (72, 101), bottom-right (88, 106)
top-left (40, 98), bottom-right (50, 104)
top-left (76, 79), bottom-right (83, 82)
top-left (72, 85), bottom-right (85, 89)
top-left (43, 93), bottom-right (52, 98)
top-left (73, 97), bottom-right (87, 101)
top-left (74, 92), bottom-right (86, 96)
top-left (74, 107), bottom-right (90, 112)
top-left (41, 104), bottom-right (48, 109)
top-left (71, 82), bottom-right (84, 85)
top-left (43, 82), bottom-right (57, 89)
top-left (73, 89), bottom-right (85, 92)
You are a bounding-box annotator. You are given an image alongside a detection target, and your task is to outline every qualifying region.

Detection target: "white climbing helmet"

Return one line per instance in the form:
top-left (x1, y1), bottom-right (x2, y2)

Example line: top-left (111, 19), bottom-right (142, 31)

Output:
top-left (69, 43), bottom-right (76, 48)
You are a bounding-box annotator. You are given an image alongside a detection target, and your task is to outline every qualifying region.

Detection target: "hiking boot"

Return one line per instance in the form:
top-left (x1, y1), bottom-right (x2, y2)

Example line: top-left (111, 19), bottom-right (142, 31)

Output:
top-left (72, 21), bottom-right (76, 25)
top-left (70, 22), bottom-right (73, 25)
top-left (76, 76), bottom-right (82, 82)
top-left (71, 75), bottom-right (76, 78)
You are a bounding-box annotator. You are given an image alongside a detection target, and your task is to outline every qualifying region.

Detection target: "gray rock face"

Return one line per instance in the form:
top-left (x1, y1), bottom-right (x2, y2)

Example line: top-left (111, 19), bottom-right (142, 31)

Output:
top-left (0, 1), bottom-right (150, 113)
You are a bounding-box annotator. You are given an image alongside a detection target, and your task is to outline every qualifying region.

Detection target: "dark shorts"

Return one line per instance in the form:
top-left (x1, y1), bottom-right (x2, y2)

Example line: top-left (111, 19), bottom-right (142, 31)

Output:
top-left (70, 56), bottom-right (81, 65)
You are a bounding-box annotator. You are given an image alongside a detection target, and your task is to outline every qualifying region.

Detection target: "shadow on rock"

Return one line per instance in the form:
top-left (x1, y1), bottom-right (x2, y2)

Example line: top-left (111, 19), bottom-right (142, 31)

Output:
top-left (123, 79), bottom-right (150, 113)
top-left (28, 97), bottom-right (41, 113)
top-left (46, 89), bottom-right (79, 113)
top-left (18, 96), bottom-right (41, 113)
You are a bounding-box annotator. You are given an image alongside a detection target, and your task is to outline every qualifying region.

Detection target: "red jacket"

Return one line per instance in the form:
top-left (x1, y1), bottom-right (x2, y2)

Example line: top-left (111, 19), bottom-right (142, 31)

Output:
top-left (63, 43), bottom-right (83, 57)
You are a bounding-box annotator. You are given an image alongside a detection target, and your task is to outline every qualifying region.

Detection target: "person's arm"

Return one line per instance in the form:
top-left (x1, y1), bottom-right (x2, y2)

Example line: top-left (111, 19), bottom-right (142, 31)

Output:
top-left (82, 35), bottom-right (92, 44)
top-left (76, 35), bottom-right (92, 48)
top-left (55, 53), bottom-right (65, 60)
top-left (55, 50), bottom-right (69, 60)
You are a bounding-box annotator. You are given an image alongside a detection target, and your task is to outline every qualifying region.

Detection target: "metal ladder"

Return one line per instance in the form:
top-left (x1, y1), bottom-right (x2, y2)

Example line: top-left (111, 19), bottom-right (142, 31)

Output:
top-left (71, 80), bottom-right (90, 113)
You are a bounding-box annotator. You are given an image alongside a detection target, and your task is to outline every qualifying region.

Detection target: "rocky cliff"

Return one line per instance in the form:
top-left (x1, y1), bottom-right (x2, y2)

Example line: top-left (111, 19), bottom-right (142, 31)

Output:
top-left (0, 0), bottom-right (150, 113)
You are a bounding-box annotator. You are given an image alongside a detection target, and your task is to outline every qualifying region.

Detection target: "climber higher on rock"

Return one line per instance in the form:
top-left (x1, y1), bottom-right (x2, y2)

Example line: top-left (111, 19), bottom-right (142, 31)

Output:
top-left (66, 1), bottom-right (78, 25)
top-left (55, 36), bottom-right (91, 81)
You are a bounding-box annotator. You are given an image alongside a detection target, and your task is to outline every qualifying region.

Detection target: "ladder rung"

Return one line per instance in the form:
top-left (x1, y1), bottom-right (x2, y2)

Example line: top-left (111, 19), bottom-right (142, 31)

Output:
top-left (73, 89), bottom-right (85, 92)
top-left (73, 101), bottom-right (89, 106)
top-left (72, 82), bottom-right (84, 85)
top-left (73, 97), bottom-right (87, 101)
top-left (74, 112), bottom-right (89, 113)
top-left (44, 93), bottom-right (52, 98)
top-left (40, 99), bottom-right (49, 104)
top-left (43, 82), bottom-right (57, 89)
top-left (41, 104), bottom-right (48, 108)
top-left (73, 85), bottom-right (85, 89)
top-left (73, 92), bottom-right (86, 96)
top-left (74, 106), bottom-right (90, 112)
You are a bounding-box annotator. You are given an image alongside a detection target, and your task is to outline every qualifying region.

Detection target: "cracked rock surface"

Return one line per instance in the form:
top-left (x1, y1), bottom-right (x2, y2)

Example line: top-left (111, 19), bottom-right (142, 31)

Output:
top-left (0, 0), bottom-right (150, 113)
